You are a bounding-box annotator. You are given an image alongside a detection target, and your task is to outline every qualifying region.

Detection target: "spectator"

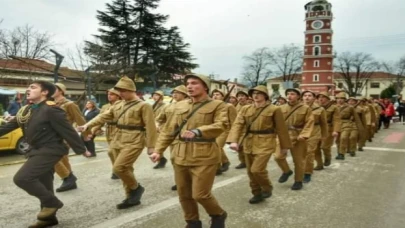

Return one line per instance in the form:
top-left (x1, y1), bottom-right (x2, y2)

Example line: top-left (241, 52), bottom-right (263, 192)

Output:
top-left (83, 100), bottom-right (100, 157)
top-left (383, 98), bottom-right (395, 129)
top-left (396, 99), bottom-right (405, 124)
top-left (7, 97), bottom-right (22, 116)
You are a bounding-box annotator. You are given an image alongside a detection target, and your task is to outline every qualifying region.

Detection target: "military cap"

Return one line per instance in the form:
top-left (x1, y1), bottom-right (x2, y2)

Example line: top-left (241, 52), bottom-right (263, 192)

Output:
top-left (172, 85), bottom-right (187, 96)
top-left (114, 76), bottom-right (136, 92)
top-left (248, 85), bottom-right (269, 100)
top-left (55, 83), bottom-right (67, 94)
top-left (211, 88), bottom-right (225, 97)
top-left (316, 91), bottom-right (331, 100)
top-left (107, 88), bottom-right (120, 97)
top-left (301, 90), bottom-right (317, 97)
top-left (153, 90), bottom-right (165, 97)
top-left (335, 92), bottom-right (347, 99)
top-left (236, 90), bottom-right (249, 97)
top-left (285, 88), bottom-right (301, 96)
top-left (184, 74), bottom-right (211, 93)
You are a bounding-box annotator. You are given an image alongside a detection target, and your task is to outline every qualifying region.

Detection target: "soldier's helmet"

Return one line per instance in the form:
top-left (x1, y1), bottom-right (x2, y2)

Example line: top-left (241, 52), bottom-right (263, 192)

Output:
top-left (301, 90), bottom-right (317, 97)
top-left (348, 97), bottom-right (358, 101)
top-left (153, 90), bottom-right (165, 97)
top-left (55, 83), bottom-right (67, 94)
top-left (114, 76), bottom-right (136, 92)
top-left (211, 88), bottom-right (225, 97)
top-left (172, 85), bottom-right (188, 96)
top-left (184, 74), bottom-right (211, 93)
top-left (316, 91), bottom-right (331, 100)
top-left (248, 85), bottom-right (269, 100)
top-left (335, 92), bottom-right (347, 99)
top-left (285, 88), bottom-right (301, 96)
top-left (236, 90), bottom-right (249, 97)
top-left (108, 88), bottom-right (121, 97)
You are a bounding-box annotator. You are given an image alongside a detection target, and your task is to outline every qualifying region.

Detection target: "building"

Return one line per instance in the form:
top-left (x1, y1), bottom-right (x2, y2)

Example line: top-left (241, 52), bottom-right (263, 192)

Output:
top-left (267, 72), bottom-right (405, 99)
top-left (301, 0), bottom-right (335, 93)
top-left (211, 79), bottom-right (248, 97)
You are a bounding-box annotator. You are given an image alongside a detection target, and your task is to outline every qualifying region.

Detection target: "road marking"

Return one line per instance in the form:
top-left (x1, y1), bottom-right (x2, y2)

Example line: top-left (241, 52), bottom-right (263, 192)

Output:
top-left (363, 147), bottom-right (405, 153)
top-left (90, 174), bottom-right (246, 228)
top-left (383, 132), bottom-right (405, 143)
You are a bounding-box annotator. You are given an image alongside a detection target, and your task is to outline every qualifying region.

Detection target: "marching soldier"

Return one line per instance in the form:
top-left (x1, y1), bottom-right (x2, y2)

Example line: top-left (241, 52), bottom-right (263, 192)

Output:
top-left (228, 85), bottom-right (292, 204)
top-left (274, 88), bottom-right (314, 190)
top-left (228, 95), bottom-right (238, 107)
top-left (234, 90), bottom-right (249, 169)
top-left (315, 92), bottom-right (340, 170)
top-left (347, 97), bottom-right (365, 157)
top-left (335, 93), bottom-right (361, 160)
top-left (357, 97), bottom-right (372, 151)
top-left (156, 85), bottom-right (188, 191)
top-left (211, 88), bottom-right (237, 175)
top-left (150, 74), bottom-right (228, 228)
top-left (301, 90), bottom-right (328, 183)
top-left (152, 90), bottom-right (168, 169)
top-left (365, 98), bottom-right (377, 139)
top-left (78, 76), bottom-right (157, 209)
top-left (52, 83), bottom-right (89, 192)
top-left (277, 96), bottom-right (287, 106)
top-left (91, 88), bottom-right (122, 179)
top-left (0, 81), bottom-right (90, 227)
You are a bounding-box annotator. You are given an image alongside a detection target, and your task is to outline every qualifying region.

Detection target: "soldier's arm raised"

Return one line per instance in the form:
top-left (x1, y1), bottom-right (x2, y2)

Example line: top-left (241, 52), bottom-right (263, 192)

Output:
top-left (319, 109), bottom-right (328, 137)
top-left (274, 107), bottom-right (292, 149)
top-left (196, 102), bottom-right (227, 139)
top-left (299, 107), bottom-right (314, 139)
top-left (142, 103), bottom-right (157, 149)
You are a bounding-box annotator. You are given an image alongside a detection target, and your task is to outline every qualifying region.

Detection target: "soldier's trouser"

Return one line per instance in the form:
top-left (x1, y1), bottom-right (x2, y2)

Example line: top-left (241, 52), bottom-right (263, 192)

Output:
top-left (358, 126), bottom-right (368, 148)
top-left (305, 138), bottom-right (320, 174)
top-left (54, 155), bottom-right (72, 179)
top-left (316, 133), bottom-right (334, 166)
top-left (274, 140), bottom-right (307, 182)
top-left (14, 154), bottom-right (63, 208)
top-left (349, 129), bottom-right (358, 152)
top-left (174, 164), bottom-right (224, 221)
top-left (368, 125), bottom-right (374, 139)
top-left (337, 130), bottom-right (350, 155)
top-left (112, 147), bottom-right (143, 196)
top-left (106, 140), bottom-right (116, 166)
top-left (237, 147), bottom-right (246, 164)
top-left (220, 148), bottom-right (229, 164)
top-left (245, 153), bottom-right (272, 196)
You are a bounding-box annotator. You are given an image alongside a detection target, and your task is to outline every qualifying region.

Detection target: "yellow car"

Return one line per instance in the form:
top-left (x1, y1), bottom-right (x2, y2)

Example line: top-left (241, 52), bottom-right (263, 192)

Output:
top-left (0, 118), bottom-right (26, 154)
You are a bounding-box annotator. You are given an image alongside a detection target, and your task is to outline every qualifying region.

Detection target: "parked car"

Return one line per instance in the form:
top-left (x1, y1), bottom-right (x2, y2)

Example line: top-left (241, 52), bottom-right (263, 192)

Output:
top-left (0, 118), bottom-right (27, 155)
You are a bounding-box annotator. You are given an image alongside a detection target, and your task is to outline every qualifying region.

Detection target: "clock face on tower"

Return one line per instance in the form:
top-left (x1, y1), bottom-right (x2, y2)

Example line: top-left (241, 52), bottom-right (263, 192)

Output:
top-left (311, 20), bottom-right (324, 29)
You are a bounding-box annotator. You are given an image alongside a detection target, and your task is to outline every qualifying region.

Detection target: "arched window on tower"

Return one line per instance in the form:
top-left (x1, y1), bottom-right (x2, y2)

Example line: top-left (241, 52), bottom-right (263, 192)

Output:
top-left (314, 46), bottom-right (321, 56)
top-left (313, 74), bottom-right (319, 82)
top-left (314, 60), bottom-right (320, 67)
top-left (314, 35), bottom-right (321, 43)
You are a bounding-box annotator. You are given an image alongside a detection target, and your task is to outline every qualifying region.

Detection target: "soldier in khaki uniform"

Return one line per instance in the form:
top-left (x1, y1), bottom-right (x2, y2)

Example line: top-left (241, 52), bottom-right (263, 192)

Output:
top-left (150, 74), bottom-right (227, 228)
top-left (91, 88), bottom-right (122, 179)
top-left (301, 90), bottom-right (328, 183)
top-left (152, 90), bottom-right (168, 169)
top-left (274, 88), bottom-right (314, 190)
top-left (364, 98), bottom-right (377, 140)
top-left (335, 93), bottom-right (361, 160)
top-left (228, 85), bottom-right (292, 204)
top-left (228, 95), bottom-right (238, 107)
top-left (357, 97), bottom-right (372, 151)
top-left (315, 92), bottom-right (340, 169)
top-left (78, 76), bottom-right (157, 209)
top-left (347, 97), bottom-right (365, 157)
top-left (211, 88), bottom-right (237, 175)
top-left (52, 83), bottom-right (89, 192)
top-left (277, 96), bottom-right (287, 106)
top-left (156, 85), bottom-right (188, 191)
top-left (234, 90), bottom-right (249, 169)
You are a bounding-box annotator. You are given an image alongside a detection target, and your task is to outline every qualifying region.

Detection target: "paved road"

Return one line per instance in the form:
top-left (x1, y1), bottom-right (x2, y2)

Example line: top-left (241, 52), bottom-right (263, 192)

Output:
top-left (0, 124), bottom-right (405, 228)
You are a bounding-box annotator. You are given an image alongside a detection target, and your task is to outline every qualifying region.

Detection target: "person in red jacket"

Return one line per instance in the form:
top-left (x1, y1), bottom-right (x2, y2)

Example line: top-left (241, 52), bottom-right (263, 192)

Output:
top-left (383, 98), bottom-right (395, 129)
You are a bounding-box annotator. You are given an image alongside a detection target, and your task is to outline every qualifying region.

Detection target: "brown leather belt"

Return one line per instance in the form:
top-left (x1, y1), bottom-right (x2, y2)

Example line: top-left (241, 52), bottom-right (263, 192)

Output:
top-left (288, 126), bottom-right (303, 131)
top-left (116, 125), bottom-right (145, 131)
top-left (247, 129), bottom-right (275, 134)
top-left (179, 138), bottom-right (216, 143)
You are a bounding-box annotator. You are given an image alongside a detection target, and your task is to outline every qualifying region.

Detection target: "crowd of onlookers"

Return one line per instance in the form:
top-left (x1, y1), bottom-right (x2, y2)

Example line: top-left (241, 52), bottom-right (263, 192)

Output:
top-left (376, 95), bottom-right (405, 129)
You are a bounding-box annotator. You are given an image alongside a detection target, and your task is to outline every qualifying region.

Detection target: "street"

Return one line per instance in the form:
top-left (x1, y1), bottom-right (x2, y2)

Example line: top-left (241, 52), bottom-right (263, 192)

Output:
top-left (1, 124), bottom-right (405, 228)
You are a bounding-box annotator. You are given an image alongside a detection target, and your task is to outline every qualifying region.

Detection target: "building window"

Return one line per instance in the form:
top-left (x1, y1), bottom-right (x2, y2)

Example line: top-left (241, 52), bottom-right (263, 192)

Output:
top-left (370, 82), bottom-right (380, 88)
top-left (338, 82), bottom-right (343, 88)
top-left (293, 82), bottom-right (300, 88)
top-left (313, 35), bottom-right (321, 43)
top-left (313, 74), bottom-right (319, 82)
top-left (314, 46), bottom-right (321, 56)
top-left (271, 84), bottom-right (280, 90)
top-left (314, 60), bottom-right (320, 67)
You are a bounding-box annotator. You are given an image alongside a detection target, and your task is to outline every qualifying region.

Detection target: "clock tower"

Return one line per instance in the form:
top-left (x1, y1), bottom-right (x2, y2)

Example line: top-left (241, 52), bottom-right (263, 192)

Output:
top-left (301, 0), bottom-right (335, 94)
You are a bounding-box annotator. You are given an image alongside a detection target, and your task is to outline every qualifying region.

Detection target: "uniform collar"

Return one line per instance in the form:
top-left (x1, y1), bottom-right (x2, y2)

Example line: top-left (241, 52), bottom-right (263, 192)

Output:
top-left (188, 96), bottom-right (211, 104)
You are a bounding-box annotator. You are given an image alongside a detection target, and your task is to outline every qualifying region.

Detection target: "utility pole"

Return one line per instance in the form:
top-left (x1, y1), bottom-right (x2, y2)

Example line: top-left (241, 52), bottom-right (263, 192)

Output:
top-left (50, 49), bottom-right (64, 83)
top-left (85, 67), bottom-right (92, 100)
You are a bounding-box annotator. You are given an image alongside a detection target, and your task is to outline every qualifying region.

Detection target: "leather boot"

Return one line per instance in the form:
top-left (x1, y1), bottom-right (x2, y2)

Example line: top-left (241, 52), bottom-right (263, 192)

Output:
top-left (358, 147), bottom-right (364, 152)
top-left (116, 184), bottom-right (145, 209)
top-left (324, 159), bottom-right (331, 166)
top-left (215, 169), bottom-right (223, 176)
top-left (111, 173), bottom-right (120, 180)
top-left (303, 174), bottom-right (311, 183)
top-left (28, 217), bottom-right (58, 228)
top-left (220, 162), bottom-right (230, 172)
top-left (171, 185), bottom-right (177, 191)
top-left (335, 154), bottom-right (345, 160)
top-left (249, 194), bottom-right (263, 204)
top-left (349, 151), bottom-right (356, 157)
top-left (291, 182), bottom-right (303, 190)
top-left (185, 220), bottom-right (202, 228)
top-left (261, 191), bottom-right (272, 199)
top-left (314, 166), bottom-right (324, 171)
top-left (235, 163), bottom-right (246, 169)
top-left (153, 157), bottom-right (167, 169)
top-left (210, 211), bottom-right (227, 228)
top-left (56, 173), bottom-right (77, 192)
top-left (37, 200), bottom-right (63, 220)
top-left (278, 170), bottom-right (293, 183)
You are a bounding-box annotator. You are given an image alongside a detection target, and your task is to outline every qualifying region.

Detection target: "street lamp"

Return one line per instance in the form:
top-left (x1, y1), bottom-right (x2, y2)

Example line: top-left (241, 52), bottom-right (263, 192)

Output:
top-left (50, 49), bottom-right (64, 83)
top-left (85, 67), bottom-right (92, 100)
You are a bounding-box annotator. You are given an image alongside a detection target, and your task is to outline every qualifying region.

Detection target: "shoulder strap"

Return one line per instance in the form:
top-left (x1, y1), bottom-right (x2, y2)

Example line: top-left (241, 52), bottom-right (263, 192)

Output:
top-left (239, 104), bottom-right (270, 144)
top-left (116, 100), bottom-right (142, 121)
top-left (312, 106), bottom-right (322, 111)
top-left (171, 100), bottom-right (212, 137)
top-left (285, 104), bottom-right (303, 121)
top-left (340, 105), bottom-right (348, 112)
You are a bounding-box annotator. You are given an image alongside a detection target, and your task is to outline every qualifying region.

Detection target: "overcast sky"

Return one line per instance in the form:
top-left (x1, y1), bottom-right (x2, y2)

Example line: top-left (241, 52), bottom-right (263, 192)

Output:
top-left (1, 0), bottom-right (404, 80)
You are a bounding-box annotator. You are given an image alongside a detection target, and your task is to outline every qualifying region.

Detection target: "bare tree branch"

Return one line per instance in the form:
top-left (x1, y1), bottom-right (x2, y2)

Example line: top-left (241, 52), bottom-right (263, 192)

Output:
top-left (268, 44), bottom-right (303, 82)
top-left (241, 47), bottom-right (273, 87)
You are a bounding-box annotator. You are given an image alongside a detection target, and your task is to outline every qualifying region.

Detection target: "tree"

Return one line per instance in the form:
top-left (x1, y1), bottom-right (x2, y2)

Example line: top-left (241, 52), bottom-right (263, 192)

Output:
top-left (241, 47), bottom-right (273, 87)
top-left (85, 0), bottom-right (197, 87)
top-left (382, 55), bottom-right (405, 94)
top-left (268, 44), bottom-right (303, 81)
top-left (380, 84), bottom-right (396, 99)
top-left (0, 24), bottom-right (54, 59)
top-left (334, 52), bottom-right (380, 96)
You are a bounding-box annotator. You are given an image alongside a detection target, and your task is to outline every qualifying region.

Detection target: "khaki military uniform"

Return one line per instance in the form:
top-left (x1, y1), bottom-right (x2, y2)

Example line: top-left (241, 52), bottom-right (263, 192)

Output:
top-left (228, 102), bottom-right (291, 196)
top-left (54, 98), bottom-right (87, 179)
top-left (153, 102), bottom-right (166, 119)
top-left (336, 104), bottom-right (361, 155)
top-left (317, 102), bottom-right (341, 166)
top-left (274, 103), bottom-right (314, 182)
top-left (155, 98), bottom-right (227, 221)
top-left (305, 104), bottom-right (328, 175)
top-left (359, 103), bottom-right (372, 148)
top-left (217, 103), bottom-right (237, 165)
top-left (351, 105), bottom-right (366, 152)
top-left (87, 99), bottom-right (157, 196)
top-left (234, 102), bottom-right (248, 165)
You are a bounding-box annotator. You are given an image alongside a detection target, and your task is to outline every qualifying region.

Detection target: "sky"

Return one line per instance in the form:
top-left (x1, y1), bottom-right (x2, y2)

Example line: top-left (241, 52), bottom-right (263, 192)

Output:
top-left (1, 0), bottom-right (404, 80)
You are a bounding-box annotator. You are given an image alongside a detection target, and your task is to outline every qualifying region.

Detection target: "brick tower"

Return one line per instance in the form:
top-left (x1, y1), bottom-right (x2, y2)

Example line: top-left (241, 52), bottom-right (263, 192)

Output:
top-left (300, 0), bottom-right (335, 94)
